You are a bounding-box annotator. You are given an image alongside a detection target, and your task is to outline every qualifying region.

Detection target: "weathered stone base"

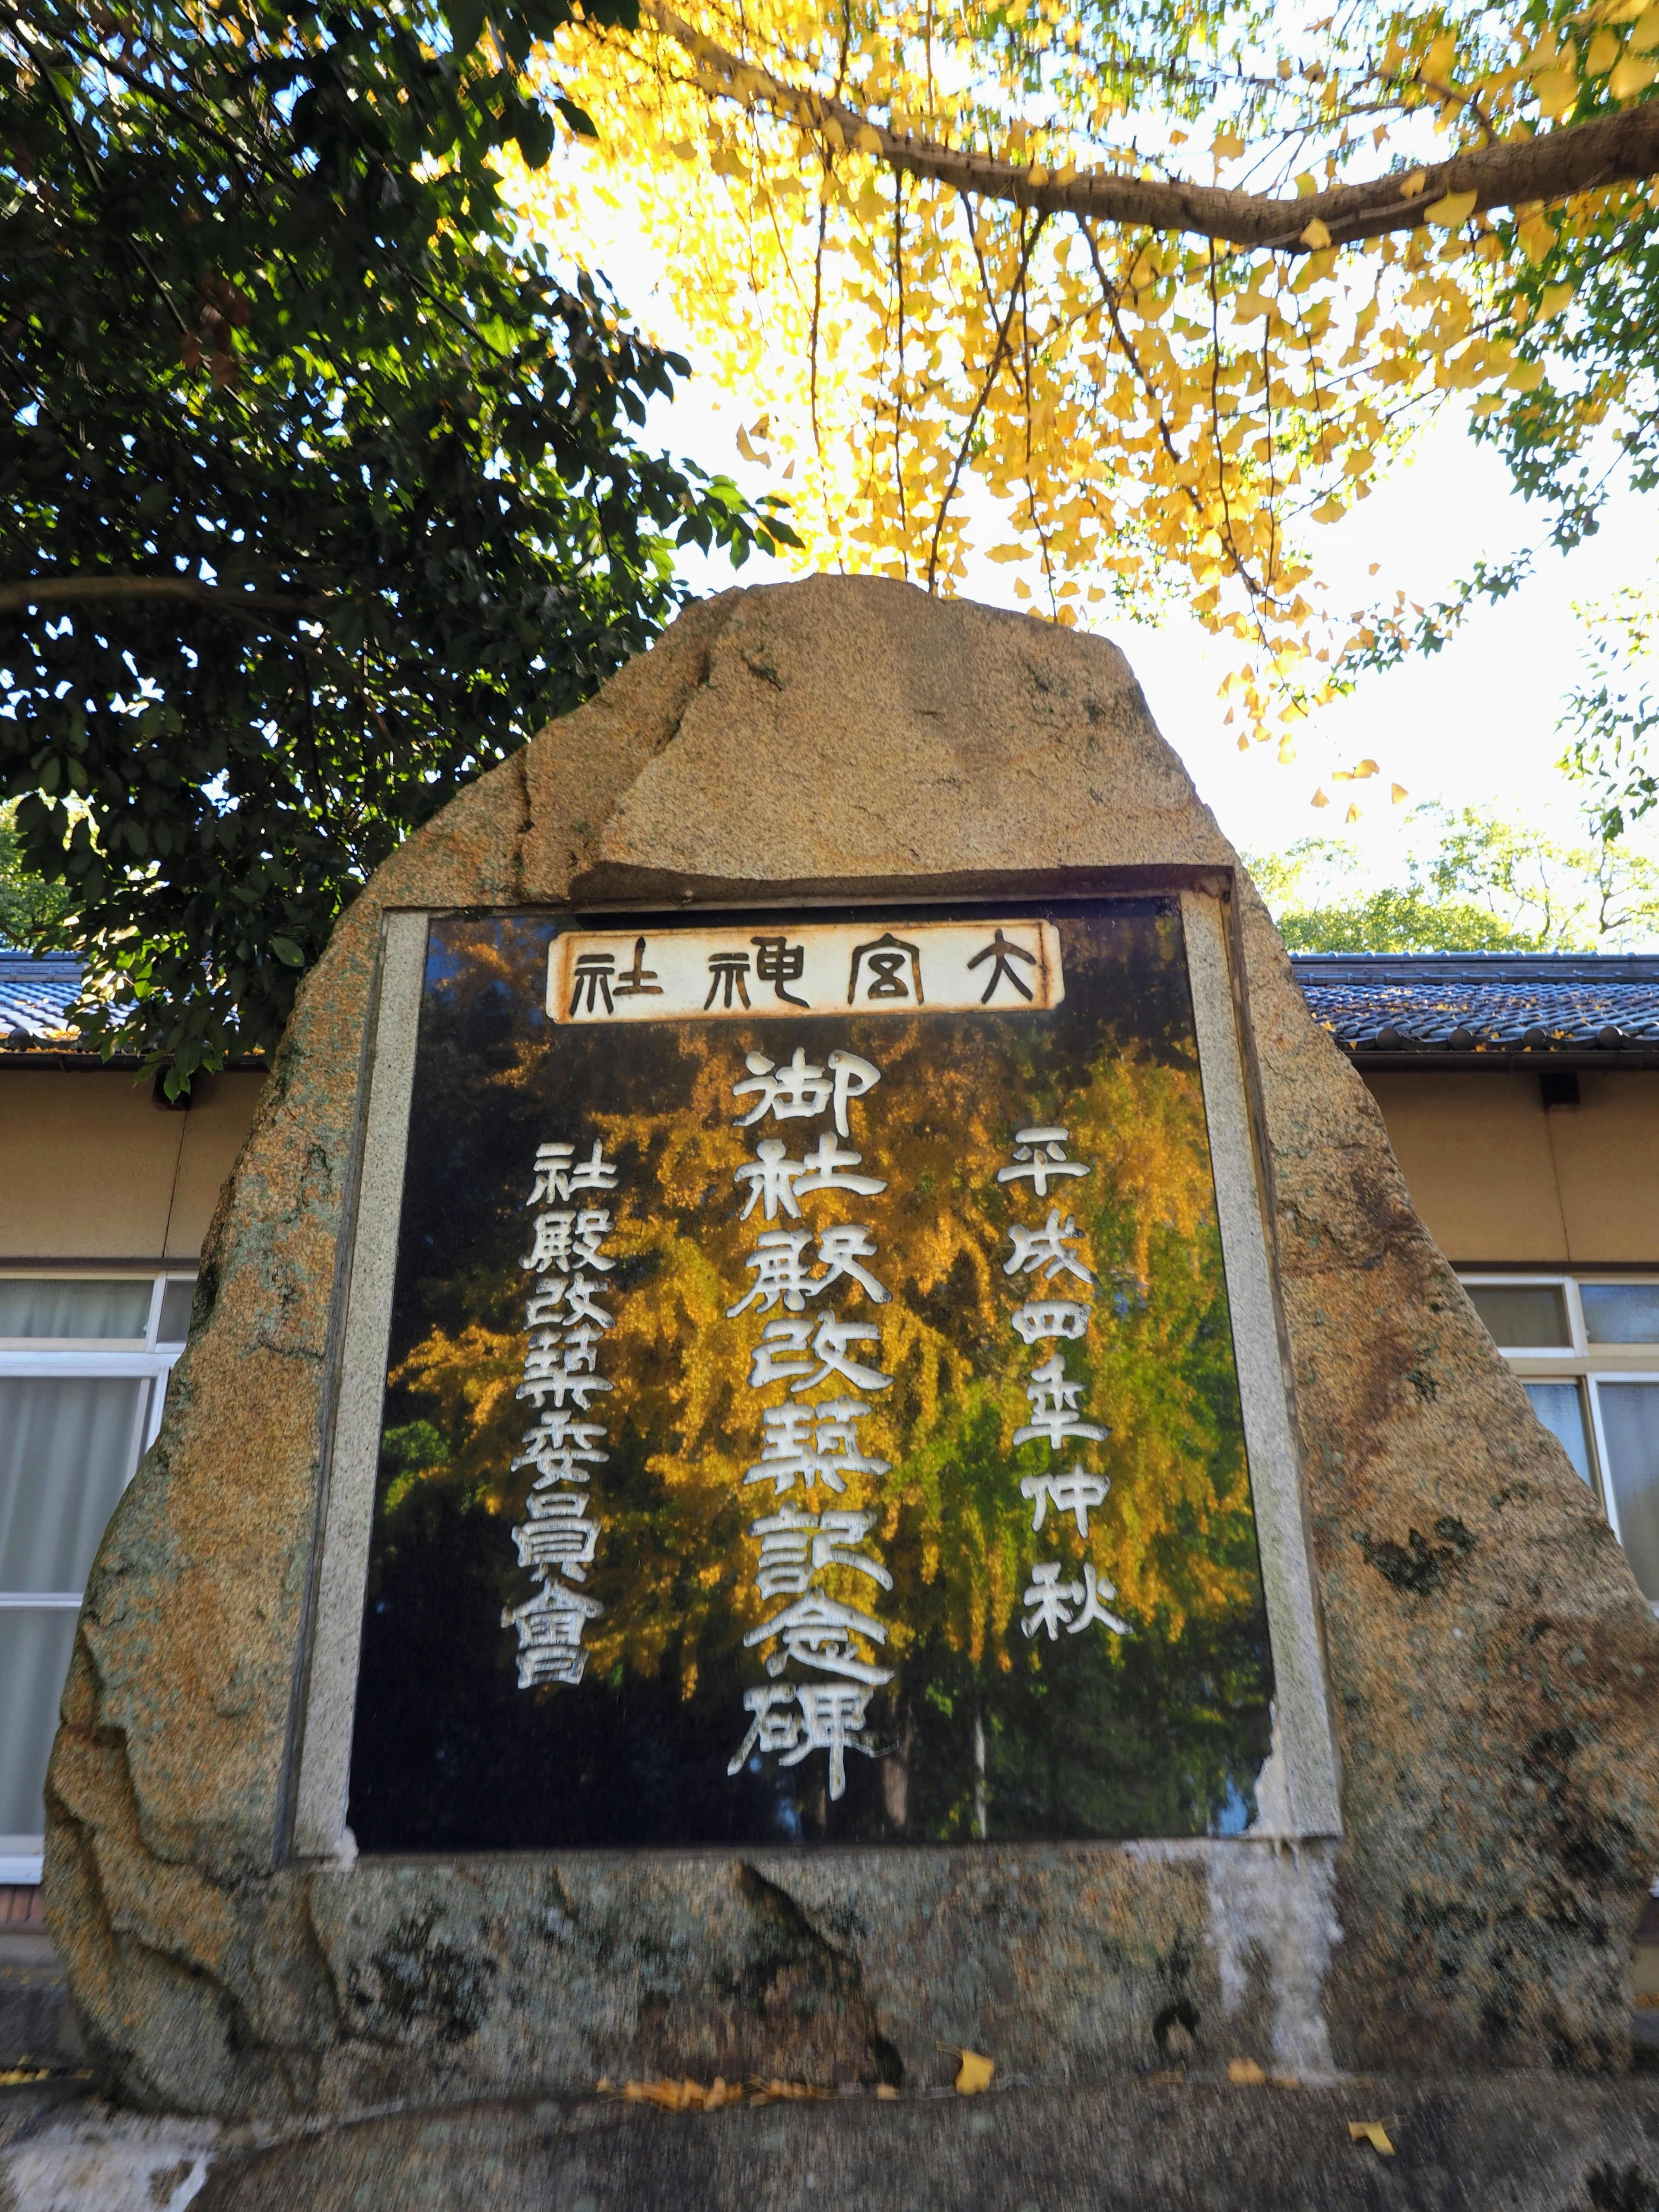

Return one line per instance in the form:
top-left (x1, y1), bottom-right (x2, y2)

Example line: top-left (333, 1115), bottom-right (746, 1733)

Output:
top-left (10, 2075), bottom-right (1659, 2211)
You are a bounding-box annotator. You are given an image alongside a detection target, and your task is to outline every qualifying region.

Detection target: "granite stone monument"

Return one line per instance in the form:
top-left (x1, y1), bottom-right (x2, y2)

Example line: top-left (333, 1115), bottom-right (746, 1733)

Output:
top-left (43, 578), bottom-right (1659, 2117)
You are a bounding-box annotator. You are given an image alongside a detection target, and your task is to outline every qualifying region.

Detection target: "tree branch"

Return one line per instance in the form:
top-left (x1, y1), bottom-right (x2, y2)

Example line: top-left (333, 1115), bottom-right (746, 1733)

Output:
top-left (643, 2), bottom-right (1659, 253)
top-left (0, 576), bottom-right (324, 618)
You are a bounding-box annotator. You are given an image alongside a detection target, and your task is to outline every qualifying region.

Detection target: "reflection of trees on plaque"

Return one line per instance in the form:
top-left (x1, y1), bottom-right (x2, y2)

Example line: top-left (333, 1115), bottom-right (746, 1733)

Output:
top-left (349, 903), bottom-right (1275, 1853)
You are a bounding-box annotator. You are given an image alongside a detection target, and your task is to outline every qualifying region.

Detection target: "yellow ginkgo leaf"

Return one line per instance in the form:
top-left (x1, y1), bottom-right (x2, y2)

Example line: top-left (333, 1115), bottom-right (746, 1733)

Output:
top-left (1277, 737), bottom-right (1296, 764)
top-left (1423, 32), bottom-right (1456, 78)
top-left (1610, 53), bottom-right (1659, 94)
top-left (1344, 803), bottom-right (1361, 824)
top-left (1425, 190), bottom-right (1477, 229)
top-left (1211, 129), bottom-right (1246, 160)
top-left (1355, 758), bottom-right (1379, 777)
top-left (1348, 2122), bottom-right (1395, 2155)
top-left (1300, 218), bottom-right (1332, 249)
top-left (1634, 5), bottom-right (1659, 52)
top-left (1532, 67), bottom-right (1579, 113)
top-left (1538, 281), bottom-right (1575, 321)
top-left (1588, 29), bottom-right (1620, 72)
top-left (953, 2049), bottom-right (995, 2094)
top-left (853, 124), bottom-right (883, 154)
top-left (1312, 788), bottom-right (1331, 809)
top-left (1229, 2057), bottom-right (1268, 2083)
top-left (1391, 783), bottom-right (1409, 803)
top-left (1398, 168), bottom-right (1428, 199)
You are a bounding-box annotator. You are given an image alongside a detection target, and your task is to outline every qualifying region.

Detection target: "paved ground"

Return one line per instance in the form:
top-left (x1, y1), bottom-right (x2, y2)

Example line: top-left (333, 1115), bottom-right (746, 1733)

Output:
top-left (6, 2072), bottom-right (1659, 2211)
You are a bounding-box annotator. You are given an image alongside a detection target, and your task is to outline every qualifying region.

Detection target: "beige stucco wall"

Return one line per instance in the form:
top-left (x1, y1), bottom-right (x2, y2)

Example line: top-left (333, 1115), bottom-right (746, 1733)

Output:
top-left (0, 1070), bottom-right (265, 1263)
top-left (6, 1059), bottom-right (1652, 1274)
top-left (1362, 1070), bottom-right (1659, 1265)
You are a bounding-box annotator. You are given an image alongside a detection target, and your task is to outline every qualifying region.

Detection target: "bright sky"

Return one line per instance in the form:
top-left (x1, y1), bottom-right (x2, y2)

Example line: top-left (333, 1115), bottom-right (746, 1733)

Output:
top-left (616, 254), bottom-right (1655, 878)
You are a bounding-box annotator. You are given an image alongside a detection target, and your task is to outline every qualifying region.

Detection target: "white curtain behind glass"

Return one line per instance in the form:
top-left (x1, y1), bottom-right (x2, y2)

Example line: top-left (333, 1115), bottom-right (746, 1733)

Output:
top-left (1599, 1383), bottom-right (1659, 1604)
top-left (0, 1279), bottom-right (152, 1339)
top-left (0, 1379), bottom-right (147, 1592)
top-left (0, 1331), bottom-right (152, 1839)
top-left (0, 1614), bottom-right (80, 1834)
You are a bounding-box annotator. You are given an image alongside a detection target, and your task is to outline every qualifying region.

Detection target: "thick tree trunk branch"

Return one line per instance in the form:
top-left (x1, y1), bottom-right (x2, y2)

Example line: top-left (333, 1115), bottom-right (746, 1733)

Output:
top-left (0, 576), bottom-right (324, 619)
top-left (645, 2), bottom-right (1659, 252)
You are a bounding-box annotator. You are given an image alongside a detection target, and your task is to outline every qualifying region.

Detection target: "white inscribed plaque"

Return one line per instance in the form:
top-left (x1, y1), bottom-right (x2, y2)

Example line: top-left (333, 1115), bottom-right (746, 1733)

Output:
top-left (548, 919), bottom-right (1064, 1024)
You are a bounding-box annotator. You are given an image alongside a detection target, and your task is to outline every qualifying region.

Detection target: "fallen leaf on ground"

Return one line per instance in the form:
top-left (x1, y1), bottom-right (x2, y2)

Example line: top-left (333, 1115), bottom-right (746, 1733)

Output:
top-left (1348, 2121), bottom-right (1395, 2154)
top-left (1228, 2059), bottom-right (1267, 2085)
top-left (938, 2045), bottom-right (995, 2094)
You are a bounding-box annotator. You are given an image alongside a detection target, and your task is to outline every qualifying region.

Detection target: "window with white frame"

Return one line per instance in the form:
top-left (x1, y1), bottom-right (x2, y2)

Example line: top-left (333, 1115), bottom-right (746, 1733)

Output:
top-left (0, 1274), bottom-right (194, 1881)
top-left (1460, 1274), bottom-right (1659, 1615)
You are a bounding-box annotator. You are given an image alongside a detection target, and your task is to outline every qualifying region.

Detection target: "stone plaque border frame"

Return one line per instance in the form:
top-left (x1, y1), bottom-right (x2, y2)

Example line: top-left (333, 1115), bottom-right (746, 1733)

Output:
top-left (288, 884), bottom-right (1341, 1866)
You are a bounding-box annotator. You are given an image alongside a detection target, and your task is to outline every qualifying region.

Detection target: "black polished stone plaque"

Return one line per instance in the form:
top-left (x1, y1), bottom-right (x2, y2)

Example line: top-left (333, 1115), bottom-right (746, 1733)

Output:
top-left (346, 899), bottom-right (1276, 1851)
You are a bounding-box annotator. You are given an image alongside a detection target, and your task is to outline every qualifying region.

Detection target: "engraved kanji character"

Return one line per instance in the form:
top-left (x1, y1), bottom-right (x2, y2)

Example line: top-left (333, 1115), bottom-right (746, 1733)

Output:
top-left (512, 1410), bottom-right (609, 1486)
top-left (794, 1132), bottom-right (887, 1199)
top-left (750, 934), bottom-right (809, 1008)
top-left (1013, 1353), bottom-right (1109, 1452)
top-left (1003, 1208), bottom-right (1095, 1287)
top-left (1068, 1561), bottom-right (1131, 1636)
top-left (612, 937), bottom-right (662, 998)
top-left (513, 1492), bottom-right (600, 1582)
top-left (734, 1137), bottom-right (807, 1222)
top-left (779, 1683), bottom-right (879, 1801)
top-left (733, 1046), bottom-right (833, 1124)
top-left (809, 1224), bottom-right (890, 1305)
top-left (502, 1578), bottom-right (602, 1688)
top-left (728, 1230), bottom-right (817, 1316)
top-left (966, 928), bottom-right (1038, 1004)
top-left (526, 1273), bottom-right (615, 1331)
top-left (749, 1506), bottom-right (893, 1600)
top-left (847, 931), bottom-right (923, 1004)
top-left (726, 1683), bottom-right (803, 1773)
top-left (734, 1047), bottom-right (880, 1136)
top-left (706, 951), bottom-right (753, 1009)
top-left (520, 1208), bottom-right (616, 1276)
top-left (1020, 1462), bottom-right (1111, 1538)
top-left (740, 1398), bottom-right (890, 1495)
top-left (791, 1314), bottom-right (891, 1397)
top-left (1020, 1561), bottom-right (1080, 1641)
top-left (996, 1125), bottom-right (1090, 1196)
top-left (516, 1344), bottom-right (613, 1410)
top-left (1010, 1297), bottom-right (1090, 1344)
top-left (744, 1590), bottom-right (893, 1686)
top-left (528, 1138), bottom-right (620, 1205)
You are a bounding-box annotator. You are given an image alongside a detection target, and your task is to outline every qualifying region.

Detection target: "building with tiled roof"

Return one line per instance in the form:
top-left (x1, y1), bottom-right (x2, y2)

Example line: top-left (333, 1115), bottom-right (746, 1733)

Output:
top-left (1290, 951), bottom-right (1659, 1068)
top-left (0, 950), bottom-right (83, 1051)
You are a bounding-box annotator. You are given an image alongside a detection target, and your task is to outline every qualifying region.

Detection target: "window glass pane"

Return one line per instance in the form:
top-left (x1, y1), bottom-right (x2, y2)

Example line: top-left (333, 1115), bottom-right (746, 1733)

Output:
top-left (1466, 1283), bottom-right (1570, 1348)
top-left (0, 1279), bottom-right (152, 1340)
top-left (0, 1377), bottom-right (146, 1592)
top-left (1523, 1382), bottom-right (1595, 1487)
top-left (0, 1609), bottom-right (78, 1836)
top-left (1580, 1284), bottom-right (1659, 1344)
top-left (1598, 1382), bottom-right (1659, 1603)
top-left (156, 1279), bottom-right (195, 1346)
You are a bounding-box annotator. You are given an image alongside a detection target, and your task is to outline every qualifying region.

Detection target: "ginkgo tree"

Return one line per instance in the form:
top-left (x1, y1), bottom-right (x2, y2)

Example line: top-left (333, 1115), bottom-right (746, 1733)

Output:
top-left (522, 0), bottom-right (1659, 793)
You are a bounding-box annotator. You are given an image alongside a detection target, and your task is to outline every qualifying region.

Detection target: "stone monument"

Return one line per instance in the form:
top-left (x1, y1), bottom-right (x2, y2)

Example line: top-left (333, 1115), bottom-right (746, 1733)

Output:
top-left (43, 578), bottom-right (1659, 2117)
